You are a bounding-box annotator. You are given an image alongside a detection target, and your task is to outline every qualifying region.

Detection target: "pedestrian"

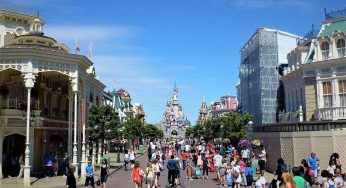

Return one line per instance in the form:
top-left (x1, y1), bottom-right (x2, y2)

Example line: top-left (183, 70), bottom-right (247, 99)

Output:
top-left (219, 158), bottom-right (228, 186)
top-left (258, 148), bottom-right (266, 171)
top-left (232, 159), bottom-right (243, 188)
top-left (130, 150), bottom-right (136, 169)
top-left (280, 172), bottom-right (297, 188)
top-left (146, 162), bottom-right (156, 188)
top-left (85, 160), bottom-right (95, 188)
top-left (147, 146), bottom-right (152, 161)
top-left (63, 152), bottom-right (70, 176)
top-left (43, 152), bottom-right (53, 178)
top-left (213, 151), bottom-right (222, 181)
top-left (124, 149), bottom-right (130, 171)
top-left (306, 152), bottom-right (319, 183)
top-left (175, 156), bottom-right (182, 186)
top-left (226, 165), bottom-right (233, 188)
top-left (17, 153), bottom-right (24, 178)
top-left (99, 159), bottom-right (111, 188)
top-left (153, 159), bottom-right (160, 187)
top-left (241, 148), bottom-right (250, 163)
top-left (131, 161), bottom-right (144, 188)
top-left (66, 165), bottom-right (76, 188)
top-left (52, 153), bottom-right (59, 176)
top-left (254, 170), bottom-right (266, 188)
top-left (181, 150), bottom-right (188, 170)
top-left (292, 167), bottom-right (308, 188)
top-left (319, 170), bottom-right (329, 188)
top-left (333, 169), bottom-right (344, 188)
top-left (201, 152), bottom-right (209, 180)
top-left (186, 159), bottom-right (193, 181)
top-left (275, 158), bottom-right (288, 187)
top-left (167, 155), bottom-right (178, 187)
top-left (322, 172), bottom-right (334, 188)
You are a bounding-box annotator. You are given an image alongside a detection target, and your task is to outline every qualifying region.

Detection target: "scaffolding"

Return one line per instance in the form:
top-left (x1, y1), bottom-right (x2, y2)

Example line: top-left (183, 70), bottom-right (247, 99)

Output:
top-left (239, 28), bottom-right (299, 125)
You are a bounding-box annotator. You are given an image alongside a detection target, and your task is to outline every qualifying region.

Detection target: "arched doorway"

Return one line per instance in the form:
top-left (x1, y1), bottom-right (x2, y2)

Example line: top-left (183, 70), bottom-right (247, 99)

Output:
top-left (171, 130), bottom-right (178, 136)
top-left (2, 133), bottom-right (25, 177)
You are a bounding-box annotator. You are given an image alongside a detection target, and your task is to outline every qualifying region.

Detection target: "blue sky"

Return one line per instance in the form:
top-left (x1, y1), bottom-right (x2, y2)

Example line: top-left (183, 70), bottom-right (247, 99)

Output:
top-left (2, 0), bottom-right (345, 124)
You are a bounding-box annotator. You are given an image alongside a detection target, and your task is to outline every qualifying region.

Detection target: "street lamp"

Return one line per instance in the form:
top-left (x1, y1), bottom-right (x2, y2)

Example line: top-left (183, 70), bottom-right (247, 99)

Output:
top-left (117, 127), bottom-right (125, 163)
top-left (220, 124), bottom-right (224, 156)
top-left (248, 121), bottom-right (254, 161)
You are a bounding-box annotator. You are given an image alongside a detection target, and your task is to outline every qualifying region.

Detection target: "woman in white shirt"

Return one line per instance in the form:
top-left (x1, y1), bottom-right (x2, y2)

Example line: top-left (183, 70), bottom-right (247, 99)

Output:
top-left (255, 170), bottom-right (266, 188)
top-left (129, 150), bottom-right (136, 169)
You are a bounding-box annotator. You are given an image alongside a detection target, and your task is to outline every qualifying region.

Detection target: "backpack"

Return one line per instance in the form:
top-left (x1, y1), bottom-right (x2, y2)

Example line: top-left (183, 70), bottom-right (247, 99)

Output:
top-left (327, 182), bottom-right (335, 188)
top-left (226, 173), bottom-right (233, 186)
top-left (281, 164), bottom-right (288, 173)
top-left (146, 168), bottom-right (154, 179)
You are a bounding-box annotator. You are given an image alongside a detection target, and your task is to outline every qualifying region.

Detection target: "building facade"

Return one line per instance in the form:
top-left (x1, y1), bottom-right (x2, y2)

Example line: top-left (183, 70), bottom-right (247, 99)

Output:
top-left (281, 9), bottom-right (346, 122)
top-left (239, 28), bottom-right (301, 125)
top-left (159, 85), bottom-right (190, 139)
top-left (0, 8), bottom-right (105, 181)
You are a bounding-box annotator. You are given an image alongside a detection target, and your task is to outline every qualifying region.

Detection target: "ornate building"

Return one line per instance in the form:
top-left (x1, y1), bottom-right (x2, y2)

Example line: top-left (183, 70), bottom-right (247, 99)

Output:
top-left (196, 99), bottom-right (208, 125)
top-left (280, 8), bottom-right (346, 122)
top-left (159, 85), bottom-right (190, 139)
top-left (0, 7), bottom-right (105, 184)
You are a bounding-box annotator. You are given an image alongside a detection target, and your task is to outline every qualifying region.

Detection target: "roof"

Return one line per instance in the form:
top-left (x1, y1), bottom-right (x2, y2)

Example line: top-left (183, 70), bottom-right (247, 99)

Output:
top-left (319, 20), bottom-right (346, 37)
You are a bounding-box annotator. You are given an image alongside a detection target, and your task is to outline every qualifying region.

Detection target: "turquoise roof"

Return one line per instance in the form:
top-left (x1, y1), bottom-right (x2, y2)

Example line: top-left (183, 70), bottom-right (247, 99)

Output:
top-left (320, 20), bottom-right (346, 37)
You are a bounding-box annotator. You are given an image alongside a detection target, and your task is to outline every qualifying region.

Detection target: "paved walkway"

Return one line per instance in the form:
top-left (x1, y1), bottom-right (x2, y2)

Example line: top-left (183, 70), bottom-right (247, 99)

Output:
top-left (0, 147), bottom-right (146, 188)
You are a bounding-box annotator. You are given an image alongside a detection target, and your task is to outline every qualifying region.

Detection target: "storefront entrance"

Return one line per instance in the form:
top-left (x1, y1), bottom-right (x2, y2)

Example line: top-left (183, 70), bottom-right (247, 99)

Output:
top-left (2, 133), bottom-right (25, 177)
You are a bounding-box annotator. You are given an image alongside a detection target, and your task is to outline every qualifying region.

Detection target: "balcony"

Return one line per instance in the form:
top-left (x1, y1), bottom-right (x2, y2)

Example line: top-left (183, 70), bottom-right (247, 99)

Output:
top-left (314, 107), bottom-right (346, 120)
top-left (2, 98), bottom-right (40, 110)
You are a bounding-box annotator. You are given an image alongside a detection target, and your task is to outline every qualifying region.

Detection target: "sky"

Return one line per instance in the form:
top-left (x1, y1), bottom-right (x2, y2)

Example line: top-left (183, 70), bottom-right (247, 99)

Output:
top-left (1, 0), bottom-right (345, 124)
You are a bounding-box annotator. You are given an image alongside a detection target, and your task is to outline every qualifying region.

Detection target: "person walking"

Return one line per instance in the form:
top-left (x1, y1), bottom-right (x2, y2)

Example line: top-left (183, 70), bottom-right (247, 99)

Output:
top-left (146, 162), bottom-right (156, 188)
top-left (167, 155), bottom-right (178, 187)
top-left (99, 159), bottom-right (111, 188)
top-left (132, 161), bottom-right (144, 188)
top-left (280, 172), bottom-right (297, 188)
top-left (66, 165), bottom-right (76, 188)
top-left (275, 158), bottom-right (288, 187)
top-left (17, 153), bottom-right (24, 178)
top-left (254, 170), bottom-right (266, 188)
top-left (201, 152), bottom-right (209, 180)
top-left (130, 150), bottom-right (136, 169)
top-left (292, 167), bottom-right (308, 188)
top-left (124, 150), bottom-right (130, 171)
top-left (85, 160), bottom-right (95, 188)
top-left (306, 152), bottom-right (319, 183)
top-left (181, 150), bottom-right (188, 170)
top-left (213, 151), bottom-right (222, 181)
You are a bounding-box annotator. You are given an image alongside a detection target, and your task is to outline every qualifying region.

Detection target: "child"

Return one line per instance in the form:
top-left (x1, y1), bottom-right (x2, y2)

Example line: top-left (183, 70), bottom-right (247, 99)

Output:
top-left (186, 159), bottom-right (193, 180)
top-left (226, 165), bottom-right (233, 188)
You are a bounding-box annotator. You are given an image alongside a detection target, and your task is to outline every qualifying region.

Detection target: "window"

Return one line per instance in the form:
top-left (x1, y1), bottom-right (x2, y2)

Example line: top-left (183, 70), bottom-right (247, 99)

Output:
top-left (323, 82), bottom-right (332, 107)
top-left (321, 42), bottom-right (330, 60)
top-left (339, 80), bottom-right (346, 106)
top-left (337, 39), bottom-right (346, 58)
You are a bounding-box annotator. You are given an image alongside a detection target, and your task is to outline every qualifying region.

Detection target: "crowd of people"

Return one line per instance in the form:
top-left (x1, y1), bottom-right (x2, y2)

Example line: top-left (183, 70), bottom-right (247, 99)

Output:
top-left (127, 138), bottom-right (346, 188)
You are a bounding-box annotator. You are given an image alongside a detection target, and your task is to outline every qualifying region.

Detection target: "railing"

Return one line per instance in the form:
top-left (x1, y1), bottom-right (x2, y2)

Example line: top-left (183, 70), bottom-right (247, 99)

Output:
top-left (314, 107), bottom-right (346, 120)
top-left (3, 98), bottom-right (40, 110)
top-left (254, 120), bottom-right (346, 132)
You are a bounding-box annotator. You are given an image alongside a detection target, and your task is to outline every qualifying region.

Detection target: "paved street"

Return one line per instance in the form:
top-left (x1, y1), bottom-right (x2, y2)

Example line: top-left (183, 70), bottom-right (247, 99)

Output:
top-left (107, 153), bottom-right (221, 188)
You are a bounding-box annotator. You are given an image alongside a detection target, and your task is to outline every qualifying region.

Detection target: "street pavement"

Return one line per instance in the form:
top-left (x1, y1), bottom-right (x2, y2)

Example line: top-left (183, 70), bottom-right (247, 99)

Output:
top-left (0, 150), bottom-right (280, 188)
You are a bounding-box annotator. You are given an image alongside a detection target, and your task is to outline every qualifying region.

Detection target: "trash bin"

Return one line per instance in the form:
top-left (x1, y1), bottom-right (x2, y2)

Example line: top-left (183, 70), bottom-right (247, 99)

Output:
top-left (101, 157), bottom-right (111, 165)
top-left (139, 145), bottom-right (144, 154)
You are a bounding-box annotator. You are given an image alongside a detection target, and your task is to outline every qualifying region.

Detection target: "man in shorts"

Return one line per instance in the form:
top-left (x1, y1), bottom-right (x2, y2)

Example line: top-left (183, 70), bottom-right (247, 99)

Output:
top-left (306, 152), bottom-right (319, 183)
top-left (85, 160), bottom-right (95, 188)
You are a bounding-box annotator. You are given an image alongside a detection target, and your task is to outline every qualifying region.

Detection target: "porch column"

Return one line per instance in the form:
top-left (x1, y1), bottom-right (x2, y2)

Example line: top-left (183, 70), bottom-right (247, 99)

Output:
top-left (316, 80), bottom-right (323, 109)
top-left (332, 78), bottom-right (339, 120)
top-left (0, 130), bottom-right (4, 179)
top-left (80, 94), bottom-right (86, 176)
top-left (23, 65), bottom-right (37, 187)
top-left (92, 142), bottom-right (96, 164)
top-left (73, 91), bottom-right (78, 176)
top-left (68, 94), bottom-right (72, 160)
top-left (98, 139), bottom-right (102, 164)
top-left (70, 74), bottom-right (79, 176)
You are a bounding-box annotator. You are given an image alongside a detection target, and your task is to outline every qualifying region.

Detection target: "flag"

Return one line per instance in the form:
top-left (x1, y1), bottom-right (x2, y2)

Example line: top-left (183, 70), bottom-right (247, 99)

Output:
top-left (88, 42), bottom-right (93, 57)
top-left (111, 76), bottom-right (116, 86)
top-left (75, 40), bottom-right (80, 52)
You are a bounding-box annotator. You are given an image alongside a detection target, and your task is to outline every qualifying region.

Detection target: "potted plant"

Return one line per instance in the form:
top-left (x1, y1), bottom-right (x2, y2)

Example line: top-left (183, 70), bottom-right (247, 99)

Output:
top-left (237, 139), bottom-right (251, 149)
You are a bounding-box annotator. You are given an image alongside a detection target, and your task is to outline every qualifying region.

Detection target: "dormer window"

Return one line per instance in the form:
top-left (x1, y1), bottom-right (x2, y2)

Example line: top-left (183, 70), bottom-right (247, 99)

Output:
top-left (321, 41), bottom-right (329, 60)
top-left (337, 39), bottom-right (345, 58)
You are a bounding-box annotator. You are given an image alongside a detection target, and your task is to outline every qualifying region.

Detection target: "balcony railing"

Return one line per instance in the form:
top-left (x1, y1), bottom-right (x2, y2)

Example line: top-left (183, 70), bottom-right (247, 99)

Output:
top-left (314, 107), bottom-right (346, 120)
top-left (3, 98), bottom-right (40, 110)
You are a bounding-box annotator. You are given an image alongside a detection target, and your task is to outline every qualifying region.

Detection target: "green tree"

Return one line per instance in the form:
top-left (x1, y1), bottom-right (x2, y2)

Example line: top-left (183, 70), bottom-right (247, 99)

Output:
top-left (87, 105), bottom-right (120, 141)
top-left (124, 118), bottom-right (143, 149)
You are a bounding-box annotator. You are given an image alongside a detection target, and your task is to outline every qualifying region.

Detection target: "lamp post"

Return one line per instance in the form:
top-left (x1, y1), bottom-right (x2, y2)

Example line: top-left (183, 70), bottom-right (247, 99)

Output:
top-left (117, 127), bottom-right (124, 163)
top-left (248, 121), bottom-right (254, 160)
top-left (220, 124), bottom-right (224, 156)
